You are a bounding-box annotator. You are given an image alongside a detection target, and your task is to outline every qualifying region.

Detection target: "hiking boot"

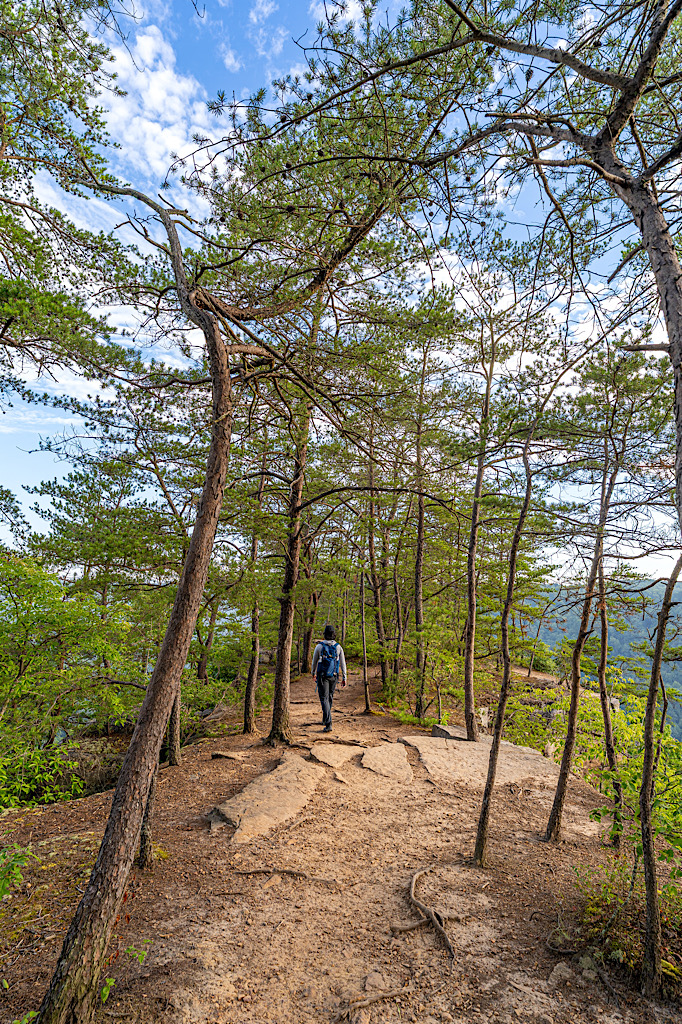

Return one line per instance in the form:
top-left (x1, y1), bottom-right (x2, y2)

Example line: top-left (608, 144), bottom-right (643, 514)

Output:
top-left (323, 725), bottom-right (332, 733)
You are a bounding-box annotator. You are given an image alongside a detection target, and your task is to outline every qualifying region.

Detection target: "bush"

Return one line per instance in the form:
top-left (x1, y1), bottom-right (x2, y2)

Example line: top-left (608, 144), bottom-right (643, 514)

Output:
top-left (0, 746), bottom-right (84, 808)
top-left (576, 859), bottom-right (682, 994)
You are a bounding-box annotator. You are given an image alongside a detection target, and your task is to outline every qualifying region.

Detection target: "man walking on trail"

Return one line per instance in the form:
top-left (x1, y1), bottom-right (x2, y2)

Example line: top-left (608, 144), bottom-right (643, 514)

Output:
top-left (311, 624), bottom-right (347, 733)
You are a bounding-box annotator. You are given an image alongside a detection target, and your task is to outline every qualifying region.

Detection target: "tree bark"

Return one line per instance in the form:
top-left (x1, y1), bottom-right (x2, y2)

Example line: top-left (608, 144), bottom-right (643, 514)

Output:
top-left (267, 403), bottom-right (310, 745)
top-left (640, 551), bottom-right (682, 997)
top-left (168, 692), bottom-right (181, 767)
top-left (597, 563), bottom-right (623, 847)
top-left (474, 442), bottom-right (533, 866)
top-left (137, 769), bottom-right (157, 870)
top-left (37, 276), bottom-right (233, 1023)
top-left (361, 570), bottom-right (370, 712)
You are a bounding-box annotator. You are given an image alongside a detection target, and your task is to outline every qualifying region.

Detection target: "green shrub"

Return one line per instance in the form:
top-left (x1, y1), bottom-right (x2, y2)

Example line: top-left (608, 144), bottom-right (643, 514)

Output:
top-left (0, 837), bottom-right (34, 899)
top-left (0, 746), bottom-right (84, 809)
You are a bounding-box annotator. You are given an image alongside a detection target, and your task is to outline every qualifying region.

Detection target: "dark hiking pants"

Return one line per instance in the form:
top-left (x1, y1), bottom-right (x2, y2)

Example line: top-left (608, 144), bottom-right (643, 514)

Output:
top-left (317, 674), bottom-right (338, 728)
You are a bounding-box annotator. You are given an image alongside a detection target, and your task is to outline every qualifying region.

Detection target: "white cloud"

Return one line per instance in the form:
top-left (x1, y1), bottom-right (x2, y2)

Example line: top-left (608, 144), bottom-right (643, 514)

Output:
top-left (252, 25), bottom-right (288, 59)
top-left (220, 43), bottom-right (243, 72)
top-left (250, 0), bottom-right (278, 24)
top-left (104, 26), bottom-right (213, 182)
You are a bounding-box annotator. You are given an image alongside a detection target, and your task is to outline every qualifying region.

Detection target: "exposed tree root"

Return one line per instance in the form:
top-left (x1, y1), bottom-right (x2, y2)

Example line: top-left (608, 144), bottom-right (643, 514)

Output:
top-left (233, 867), bottom-right (339, 885)
top-left (331, 984), bottom-right (414, 1023)
top-left (409, 868), bottom-right (455, 959)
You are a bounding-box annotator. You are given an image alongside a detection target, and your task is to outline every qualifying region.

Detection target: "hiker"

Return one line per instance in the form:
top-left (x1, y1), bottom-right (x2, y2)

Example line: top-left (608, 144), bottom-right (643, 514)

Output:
top-left (311, 624), bottom-right (347, 733)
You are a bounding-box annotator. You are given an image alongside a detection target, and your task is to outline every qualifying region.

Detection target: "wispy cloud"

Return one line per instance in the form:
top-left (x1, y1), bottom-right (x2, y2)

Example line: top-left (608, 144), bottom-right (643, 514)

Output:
top-left (250, 0), bottom-right (278, 25)
top-left (252, 25), bottom-right (288, 59)
top-left (220, 42), bottom-right (243, 72)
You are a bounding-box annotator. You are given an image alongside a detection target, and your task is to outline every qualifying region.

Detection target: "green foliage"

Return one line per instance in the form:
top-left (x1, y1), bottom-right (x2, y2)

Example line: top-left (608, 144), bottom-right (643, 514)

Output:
top-left (576, 859), bottom-right (682, 991)
top-left (0, 837), bottom-right (34, 899)
top-left (0, 747), bottom-right (83, 809)
top-left (100, 977), bottom-right (115, 1004)
top-left (0, 553), bottom-right (142, 806)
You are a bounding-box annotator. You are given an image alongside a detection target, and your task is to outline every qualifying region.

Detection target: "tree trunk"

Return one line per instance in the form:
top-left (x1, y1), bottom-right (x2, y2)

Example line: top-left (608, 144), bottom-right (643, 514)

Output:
top-left (368, 423), bottom-right (388, 690)
top-left (414, 476), bottom-right (426, 716)
top-left (137, 769), bottom-right (157, 870)
top-left (361, 570), bottom-right (370, 712)
top-left (597, 563), bottom-right (622, 847)
top-left (640, 551), bottom-right (682, 997)
top-left (341, 584), bottom-right (347, 645)
top-left (301, 588), bottom-right (319, 673)
top-left (168, 692), bottom-right (181, 767)
top-left (37, 301), bottom-right (233, 1023)
top-left (474, 443), bottom-right (533, 866)
top-left (545, 461), bottom-right (619, 842)
top-left (391, 505), bottom-right (410, 684)
top-left (244, 449), bottom-right (267, 735)
top-left (196, 597), bottom-right (219, 683)
top-left (267, 403), bottom-right (310, 745)
top-left (463, 343), bottom-right (494, 742)
top-left (609, 176), bottom-right (682, 533)
top-left (244, 602), bottom-right (260, 734)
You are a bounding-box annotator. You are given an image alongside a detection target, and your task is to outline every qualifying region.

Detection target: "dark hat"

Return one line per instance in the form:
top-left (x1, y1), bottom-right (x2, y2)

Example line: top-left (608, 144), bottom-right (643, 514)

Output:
top-left (323, 623), bottom-right (336, 640)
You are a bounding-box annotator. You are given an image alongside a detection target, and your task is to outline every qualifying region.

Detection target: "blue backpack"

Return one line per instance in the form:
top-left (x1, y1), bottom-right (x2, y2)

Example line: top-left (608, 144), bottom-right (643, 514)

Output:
top-left (317, 641), bottom-right (340, 682)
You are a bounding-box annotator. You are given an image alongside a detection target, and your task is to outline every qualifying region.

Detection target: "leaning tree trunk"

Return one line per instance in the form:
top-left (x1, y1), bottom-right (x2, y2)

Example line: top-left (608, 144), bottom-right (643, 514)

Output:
top-left (597, 563), bottom-right (623, 846)
top-left (640, 551), bottom-right (682, 997)
top-left (37, 301), bottom-right (233, 1023)
top-left (545, 460), bottom-right (619, 842)
top-left (267, 403), bottom-right (310, 745)
top-left (474, 443), bottom-right (533, 865)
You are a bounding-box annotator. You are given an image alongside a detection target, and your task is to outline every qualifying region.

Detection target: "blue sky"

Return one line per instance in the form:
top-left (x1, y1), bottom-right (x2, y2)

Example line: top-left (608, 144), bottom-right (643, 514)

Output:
top-left (3, 0), bottom-right (347, 533)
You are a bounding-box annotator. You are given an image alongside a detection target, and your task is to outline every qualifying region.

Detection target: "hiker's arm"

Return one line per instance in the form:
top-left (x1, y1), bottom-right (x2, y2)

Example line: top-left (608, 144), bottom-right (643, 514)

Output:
top-left (339, 648), bottom-right (347, 686)
top-left (311, 645), bottom-right (320, 676)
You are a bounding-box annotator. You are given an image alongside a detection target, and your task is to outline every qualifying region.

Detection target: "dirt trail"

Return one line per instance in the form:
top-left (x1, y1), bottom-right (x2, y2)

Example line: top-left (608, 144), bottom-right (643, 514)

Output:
top-left (1, 672), bottom-right (676, 1024)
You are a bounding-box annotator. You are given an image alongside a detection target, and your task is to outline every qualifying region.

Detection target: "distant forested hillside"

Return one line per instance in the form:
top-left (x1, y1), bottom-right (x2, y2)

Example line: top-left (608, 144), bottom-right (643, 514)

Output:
top-left (539, 583), bottom-right (682, 739)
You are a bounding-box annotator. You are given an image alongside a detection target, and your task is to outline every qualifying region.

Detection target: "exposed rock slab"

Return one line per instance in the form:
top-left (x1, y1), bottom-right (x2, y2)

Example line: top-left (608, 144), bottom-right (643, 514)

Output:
top-left (311, 741), bottom-right (364, 768)
top-left (431, 723), bottom-right (467, 740)
top-left (362, 742), bottom-right (413, 784)
top-left (208, 752), bottom-right (324, 843)
top-left (400, 735), bottom-right (560, 788)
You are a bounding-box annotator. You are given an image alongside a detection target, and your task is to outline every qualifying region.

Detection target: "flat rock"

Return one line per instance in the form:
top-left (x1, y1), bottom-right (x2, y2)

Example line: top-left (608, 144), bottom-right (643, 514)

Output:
top-left (311, 741), bottom-right (364, 768)
top-left (431, 723), bottom-right (467, 740)
top-left (400, 735), bottom-right (560, 788)
top-left (362, 742), bottom-right (413, 784)
top-left (208, 752), bottom-right (324, 843)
